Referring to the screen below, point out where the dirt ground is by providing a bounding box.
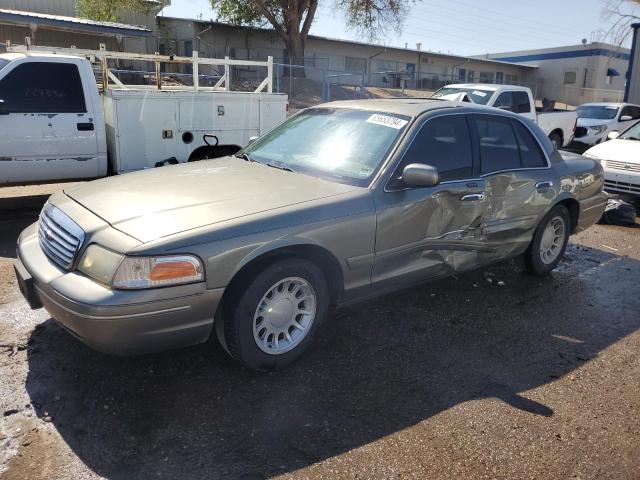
[1,183,639,479]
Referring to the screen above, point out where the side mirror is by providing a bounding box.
[401,163,439,188]
[0,99,9,115]
[607,131,620,140]
[620,115,633,121]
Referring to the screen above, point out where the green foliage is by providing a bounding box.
[76,0,152,22]
[210,0,278,26]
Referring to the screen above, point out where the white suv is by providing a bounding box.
[573,103,640,146]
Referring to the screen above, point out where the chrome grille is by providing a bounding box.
[38,204,85,270]
[604,179,640,194]
[605,160,640,173]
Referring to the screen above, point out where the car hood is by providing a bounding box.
[577,118,614,127]
[65,157,359,242]
[584,139,640,162]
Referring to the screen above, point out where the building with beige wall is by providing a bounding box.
[156,16,535,91]
[0,0,168,52]
[478,43,631,105]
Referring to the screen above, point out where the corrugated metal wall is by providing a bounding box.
[0,0,167,27]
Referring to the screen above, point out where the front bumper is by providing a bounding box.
[603,168,640,196]
[16,223,223,355]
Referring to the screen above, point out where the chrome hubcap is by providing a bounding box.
[540,216,566,265]
[253,277,317,355]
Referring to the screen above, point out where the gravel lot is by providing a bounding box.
[0,183,639,479]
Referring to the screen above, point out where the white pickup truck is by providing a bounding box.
[0,46,288,185]
[432,84,577,148]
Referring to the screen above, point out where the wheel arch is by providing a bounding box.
[220,241,345,310]
[548,128,564,146]
[550,196,580,234]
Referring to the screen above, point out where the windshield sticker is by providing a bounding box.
[366,114,408,129]
[472,90,487,97]
[358,166,374,177]
[606,106,618,110]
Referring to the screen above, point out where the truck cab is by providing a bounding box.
[0,52,107,184]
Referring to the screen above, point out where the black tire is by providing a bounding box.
[220,258,329,371]
[549,132,562,150]
[524,205,570,275]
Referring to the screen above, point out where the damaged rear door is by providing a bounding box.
[0,59,99,184]
[372,112,489,287]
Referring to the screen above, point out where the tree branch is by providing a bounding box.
[301,0,318,38]
[253,0,287,41]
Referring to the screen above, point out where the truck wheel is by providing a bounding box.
[549,132,562,150]
[221,258,329,371]
[524,205,570,275]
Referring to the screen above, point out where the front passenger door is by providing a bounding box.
[372,114,488,287]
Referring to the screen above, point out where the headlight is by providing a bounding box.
[112,255,204,289]
[78,245,124,285]
[588,125,607,134]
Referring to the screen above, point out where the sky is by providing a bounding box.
[160,0,632,56]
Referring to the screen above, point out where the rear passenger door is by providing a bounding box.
[471,114,552,257]
[373,113,488,286]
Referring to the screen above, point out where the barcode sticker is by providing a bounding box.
[366,114,408,129]
[472,90,487,97]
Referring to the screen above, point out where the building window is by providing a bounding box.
[458,68,467,82]
[479,71,494,83]
[467,70,475,82]
[345,56,366,73]
[506,74,519,83]
[563,71,577,85]
[495,72,504,84]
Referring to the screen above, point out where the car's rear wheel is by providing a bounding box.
[524,205,570,275]
[220,258,329,371]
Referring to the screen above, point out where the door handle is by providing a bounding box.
[77,122,94,131]
[535,181,553,189]
[460,193,485,201]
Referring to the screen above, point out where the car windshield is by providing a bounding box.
[619,120,640,140]
[576,105,619,120]
[431,87,494,105]
[241,108,410,186]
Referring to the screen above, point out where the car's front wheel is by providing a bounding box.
[524,205,570,275]
[220,258,329,371]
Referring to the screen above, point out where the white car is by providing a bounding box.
[583,120,640,196]
[573,103,640,146]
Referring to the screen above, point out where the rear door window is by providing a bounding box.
[473,115,520,174]
[397,114,473,183]
[0,62,86,113]
[512,120,547,168]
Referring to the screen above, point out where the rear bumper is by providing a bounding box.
[16,223,223,355]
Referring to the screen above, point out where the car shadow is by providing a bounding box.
[0,194,49,259]
[24,247,640,479]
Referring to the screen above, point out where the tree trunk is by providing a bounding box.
[284,32,306,77]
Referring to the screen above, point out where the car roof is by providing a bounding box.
[0,52,82,61]
[317,98,514,118]
[578,102,625,107]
